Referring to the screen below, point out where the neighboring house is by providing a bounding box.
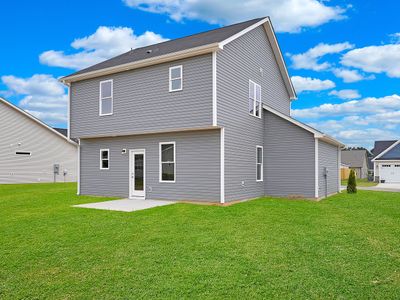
[372,140,400,183]
[61,17,344,203]
[0,97,78,183]
[341,149,369,179]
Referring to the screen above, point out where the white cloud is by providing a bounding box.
[291,76,335,93]
[329,89,361,100]
[40,26,168,70]
[123,0,346,33]
[389,32,400,44]
[288,42,354,71]
[1,74,67,125]
[341,44,400,78]
[332,68,375,83]
[292,94,400,119]
[294,95,400,148]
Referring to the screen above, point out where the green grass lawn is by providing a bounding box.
[341,178,378,187]
[1,183,400,299]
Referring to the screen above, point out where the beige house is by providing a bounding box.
[0,97,77,183]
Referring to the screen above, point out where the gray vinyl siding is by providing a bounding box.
[70,54,213,139]
[318,141,339,197]
[80,129,220,201]
[0,101,77,183]
[264,111,315,198]
[217,25,291,201]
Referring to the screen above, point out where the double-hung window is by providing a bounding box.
[249,80,262,118]
[100,149,110,170]
[169,66,183,92]
[160,142,176,182]
[256,146,263,181]
[99,80,113,116]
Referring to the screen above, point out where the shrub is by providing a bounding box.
[347,169,357,194]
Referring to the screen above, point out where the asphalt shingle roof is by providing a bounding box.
[68,17,265,78]
[372,140,397,157]
[341,149,368,168]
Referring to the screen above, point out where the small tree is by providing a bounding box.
[347,169,357,194]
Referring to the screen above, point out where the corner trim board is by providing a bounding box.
[315,138,319,198]
[212,51,217,126]
[77,139,80,195]
[220,127,225,204]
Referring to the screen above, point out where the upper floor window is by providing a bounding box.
[249,80,261,118]
[169,66,183,92]
[99,80,113,116]
[100,149,110,170]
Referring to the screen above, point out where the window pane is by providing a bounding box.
[102,160,109,169]
[162,163,175,181]
[161,144,174,162]
[255,101,260,117]
[256,85,261,101]
[249,99,254,115]
[257,148,262,163]
[101,150,108,159]
[101,98,112,114]
[101,81,112,98]
[171,78,182,90]
[257,164,262,180]
[170,67,181,79]
[249,82,255,99]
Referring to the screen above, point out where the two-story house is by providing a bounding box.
[61,17,344,203]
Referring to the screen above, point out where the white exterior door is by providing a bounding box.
[380,163,400,183]
[129,149,145,198]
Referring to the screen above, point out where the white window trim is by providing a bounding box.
[256,145,263,182]
[249,80,262,118]
[100,149,110,170]
[169,65,183,92]
[99,79,113,116]
[159,141,176,183]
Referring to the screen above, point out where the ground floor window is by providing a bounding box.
[100,149,109,170]
[256,145,263,181]
[160,142,175,182]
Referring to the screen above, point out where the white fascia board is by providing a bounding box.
[61,43,220,84]
[219,17,296,101]
[318,135,346,148]
[0,97,77,146]
[263,104,321,136]
[372,140,400,161]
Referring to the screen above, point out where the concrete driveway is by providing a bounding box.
[358,183,400,192]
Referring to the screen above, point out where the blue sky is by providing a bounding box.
[1,0,399,149]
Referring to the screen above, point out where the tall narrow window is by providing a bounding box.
[169,66,182,92]
[256,146,263,181]
[100,149,109,170]
[160,142,176,182]
[99,80,113,116]
[249,80,261,118]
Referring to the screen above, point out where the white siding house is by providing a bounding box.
[0,97,78,183]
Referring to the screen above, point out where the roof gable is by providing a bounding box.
[61,17,296,100]
[0,97,76,145]
[373,140,398,157]
[373,140,400,161]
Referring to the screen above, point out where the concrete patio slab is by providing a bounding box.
[73,199,176,212]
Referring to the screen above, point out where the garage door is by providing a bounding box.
[380,164,400,183]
